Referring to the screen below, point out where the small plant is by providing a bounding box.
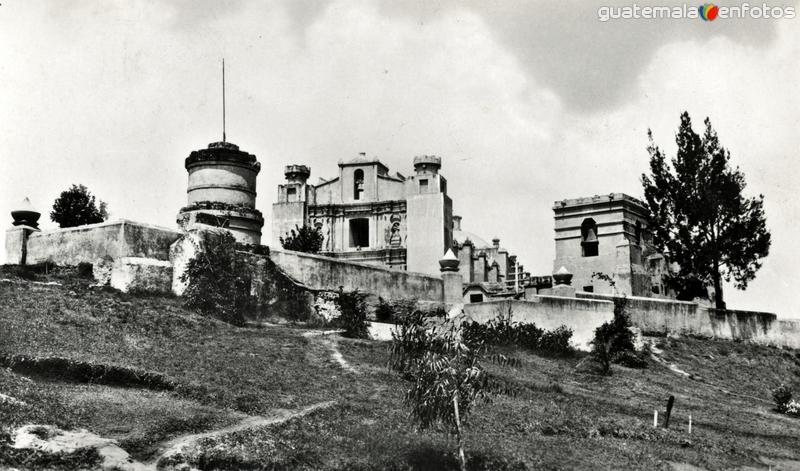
[773,384,793,413]
[335,289,369,339]
[390,313,489,471]
[280,224,324,254]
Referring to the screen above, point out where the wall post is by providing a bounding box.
[439,249,463,304]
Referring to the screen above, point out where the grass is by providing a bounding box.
[1,266,800,469]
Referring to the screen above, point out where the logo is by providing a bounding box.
[698,3,720,20]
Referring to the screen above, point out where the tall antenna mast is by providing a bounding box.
[222,58,226,142]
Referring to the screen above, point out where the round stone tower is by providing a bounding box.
[177,141,264,244]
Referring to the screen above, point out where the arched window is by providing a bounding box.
[354,169,364,200]
[581,218,599,257]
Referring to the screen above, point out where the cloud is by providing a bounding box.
[0,0,797,317]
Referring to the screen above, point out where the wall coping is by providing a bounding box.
[28,219,181,237]
[575,291,699,306]
[535,295,614,305]
[270,247,443,281]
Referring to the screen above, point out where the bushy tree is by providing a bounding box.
[280,225,324,253]
[591,297,638,375]
[335,289,369,339]
[642,112,771,308]
[50,184,108,228]
[180,231,254,326]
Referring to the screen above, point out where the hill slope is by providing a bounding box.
[1,267,799,470]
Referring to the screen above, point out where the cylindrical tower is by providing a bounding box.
[177,141,264,244]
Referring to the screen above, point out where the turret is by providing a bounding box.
[177,141,264,244]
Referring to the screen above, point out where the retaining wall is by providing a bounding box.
[575,291,799,348]
[269,248,446,303]
[463,297,615,350]
[22,220,181,266]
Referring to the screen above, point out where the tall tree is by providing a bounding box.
[50,184,108,228]
[641,112,770,309]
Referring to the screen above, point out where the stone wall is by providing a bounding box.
[575,291,799,348]
[21,220,181,266]
[269,248,446,303]
[463,297,615,350]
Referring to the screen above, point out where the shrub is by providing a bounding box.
[773,384,793,413]
[461,318,568,357]
[76,262,93,279]
[591,296,640,374]
[181,231,254,326]
[538,326,574,357]
[336,289,369,339]
[280,224,324,254]
[375,297,418,323]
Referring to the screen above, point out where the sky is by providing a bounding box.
[0,0,798,315]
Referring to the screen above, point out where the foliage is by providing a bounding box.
[281,224,324,254]
[375,297,418,323]
[390,312,489,471]
[591,296,643,375]
[641,112,771,309]
[180,231,254,326]
[50,184,108,228]
[335,289,369,339]
[460,305,572,357]
[773,384,792,413]
[538,326,575,357]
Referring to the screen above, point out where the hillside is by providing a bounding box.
[1,266,800,470]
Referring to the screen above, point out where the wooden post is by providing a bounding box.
[688,415,692,434]
[453,392,466,471]
[653,410,658,428]
[664,395,675,428]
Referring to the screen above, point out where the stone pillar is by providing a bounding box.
[551,266,576,298]
[5,226,36,265]
[6,198,41,265]
[439,249,463,304]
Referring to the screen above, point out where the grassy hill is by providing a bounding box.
[1,266,800,470]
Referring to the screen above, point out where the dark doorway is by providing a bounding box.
[349,218,369,248]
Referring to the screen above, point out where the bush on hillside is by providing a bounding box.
[591,296,644,375]
[181,231,254,326]
[461,306,572,357]
[773,384,793,413]
[336,289,369,339]
[375,297,418,323]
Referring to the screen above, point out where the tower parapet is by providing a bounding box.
[177,141,264,244]
[284,165,310,184]
[413,155,441,175]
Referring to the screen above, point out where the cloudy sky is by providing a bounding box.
[1,0,797,314]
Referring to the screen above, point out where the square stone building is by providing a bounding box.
[552,193,670,297]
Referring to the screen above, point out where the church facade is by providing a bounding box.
[272,154,453,276]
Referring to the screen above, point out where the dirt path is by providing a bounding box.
[302,330,358,374]
[150,400,336,467]
[10,401,336,471]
